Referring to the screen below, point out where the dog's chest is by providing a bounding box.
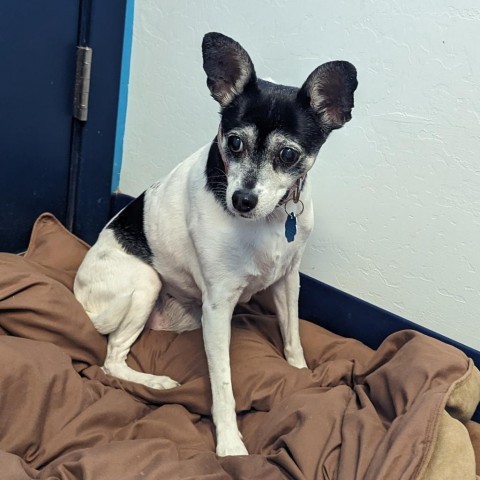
[144,148,312,303]
[224,222,302,301]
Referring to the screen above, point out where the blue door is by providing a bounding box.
[0,0,128,252]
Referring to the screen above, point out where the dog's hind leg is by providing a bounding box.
[75,234,179,389]
[87,294,133,335]
[101,268,180,390]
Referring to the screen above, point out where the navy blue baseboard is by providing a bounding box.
[299,273,480,422]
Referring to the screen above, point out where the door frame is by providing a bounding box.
[69,0,133,245]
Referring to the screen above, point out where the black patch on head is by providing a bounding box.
[205,141,230,212]
[221,79,330,172]
[204,80,332,209]
[201,33,357,209]
[107,192,153,264]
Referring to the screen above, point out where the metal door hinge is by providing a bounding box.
[73,46,92,121]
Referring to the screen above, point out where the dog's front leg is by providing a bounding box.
[271,265,308,369]
[202,294,248,456]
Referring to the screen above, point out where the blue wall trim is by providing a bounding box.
[112,0,134,192]
[72,0,128,245]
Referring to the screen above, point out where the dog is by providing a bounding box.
[74,32,357,456]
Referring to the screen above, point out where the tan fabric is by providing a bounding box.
[420,411,476,480]
[467,421,480,476]
[26,212,90,287]
[0,213,478,479]
[448,365,480,423]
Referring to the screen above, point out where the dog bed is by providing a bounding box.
[0,213,479,480]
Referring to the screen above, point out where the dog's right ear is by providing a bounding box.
[202,32,257,108]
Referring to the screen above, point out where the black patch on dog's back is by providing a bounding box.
[107,192,153,264]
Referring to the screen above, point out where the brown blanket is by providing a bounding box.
[0,213,479,480]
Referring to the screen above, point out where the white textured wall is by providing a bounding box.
[121,0,480,349]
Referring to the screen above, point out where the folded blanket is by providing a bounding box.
[0,213,479,479]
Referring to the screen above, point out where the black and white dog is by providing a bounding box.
[74,32,357,456]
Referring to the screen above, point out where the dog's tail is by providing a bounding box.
[87,294,133,335]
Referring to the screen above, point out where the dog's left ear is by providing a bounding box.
[202,32,257,108]
[298,61,358,130]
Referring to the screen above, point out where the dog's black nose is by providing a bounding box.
[232,190,258,213]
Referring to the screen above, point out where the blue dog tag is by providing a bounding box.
[285,213,297,242]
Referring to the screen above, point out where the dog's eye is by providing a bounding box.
[227,135,243,153]
[279,147,299,164]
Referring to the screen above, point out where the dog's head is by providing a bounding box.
[202,32,358,219]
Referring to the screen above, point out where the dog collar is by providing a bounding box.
[280,174,306,206]
[282,176,306,243]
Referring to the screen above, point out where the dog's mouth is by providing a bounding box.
[227,207,257,220]
[227,202,282,221]
[238,212,257,220]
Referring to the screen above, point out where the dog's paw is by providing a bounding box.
[102,363,180,390]
[216,435,249,457]
[142,374,180,390]
[286,351,308,369]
